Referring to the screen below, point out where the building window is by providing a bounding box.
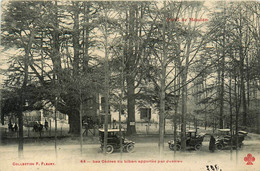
[140,108,151,120]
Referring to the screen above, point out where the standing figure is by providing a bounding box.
[39,123,43,132]
[14,123,18,132]
[209,135,216,152]
[8,121,13,132]
[33,122,39,132]
[44,119,49,131]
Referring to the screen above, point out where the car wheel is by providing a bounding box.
[195,144,202,151]
[216,143,223,150]
[169,144,174,150]
[123,146,127,152]
[172,144,181,151]
[106,145,114,154]
[126,144,135,153]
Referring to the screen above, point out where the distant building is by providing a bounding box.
[23,108,68,126]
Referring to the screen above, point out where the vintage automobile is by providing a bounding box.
[168,130,205,151]
[99,128,135,154]
[215,129,248,150]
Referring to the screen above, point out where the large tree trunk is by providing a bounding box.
[126,4,136,135]
[173,62,181,157]
[83,2,90,72]
[72,1,80,75]
[180,69,187,151]
[241,65,247,126]
[238,9,247,127]
[180,39,191,151]
[69,112,80,135]
[229,70,233,159]
[219,40,225,129]
[0,90,4,125]
[159,1,167,155]
[18,109,24,157]
[18,28,35,158]
[255,4,260,134]
[52,1,61,81]
[126,79,136,135]
[234,74,241,163]
[219,62,225,129]
[219,3,227,129]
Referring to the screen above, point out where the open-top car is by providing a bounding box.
[168,130,205,151]
[215,129,248,150]
[99,128,135,154]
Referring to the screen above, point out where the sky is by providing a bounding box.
[0,0,210,85]
[0,0,259,86]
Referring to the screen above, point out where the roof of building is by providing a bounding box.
[218,129,230,132]
[98,128,126,132]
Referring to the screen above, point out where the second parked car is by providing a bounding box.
[168,130,205,151]
[99,128,135,154]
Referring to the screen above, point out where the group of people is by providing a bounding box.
[8,122,18,132]
[33,120,49,132]
[33,122,44,132]
[8,119,49,133]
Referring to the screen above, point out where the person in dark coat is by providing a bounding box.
[33,122,38,132]
[209,135,216,152]
[8,121,13,132]
[14,123,18,132]
[39,122,43,132]
[44,120,48,131]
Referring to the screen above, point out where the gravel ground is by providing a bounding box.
[1,132,260,171]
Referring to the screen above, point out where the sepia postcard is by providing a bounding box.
[0,0,259,170]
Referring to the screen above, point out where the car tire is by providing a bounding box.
[195,144,202,151]
[172,144,181,151]
[216,143,223,150]
[123,146,127,152]
[126,144,135,153]
[169,144,174,150]
[106,145,114,154]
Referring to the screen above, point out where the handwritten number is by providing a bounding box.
[206,165,221,171]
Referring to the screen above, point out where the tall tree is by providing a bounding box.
[1,1,42,157]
